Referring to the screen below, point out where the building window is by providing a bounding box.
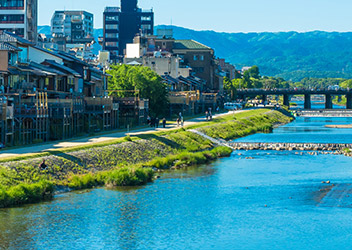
[141,24,151,30]
[141,16,151,21]
[193,55,198,61]
[105,24,118,30]
[105,15,119,21]
[105,42,118,47]
[200,55,204,61]
[0,14,24,23]
[106,33,119,38]
[0,0,24,9]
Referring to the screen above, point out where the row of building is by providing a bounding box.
[0,0,238,147]
[0,31,151,147]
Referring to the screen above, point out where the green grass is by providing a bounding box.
[198,110,293,140]
[0,109,292,208]
[0,180,54,208]
[66,167,154,190]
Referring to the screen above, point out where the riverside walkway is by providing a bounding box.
[228,142,352,151]
[0,111,240,159]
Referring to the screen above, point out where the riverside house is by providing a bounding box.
[0,30,119,147]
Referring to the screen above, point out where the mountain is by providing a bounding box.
[156,25,352,81]
[38,25,352,81]
[38,25,51,35]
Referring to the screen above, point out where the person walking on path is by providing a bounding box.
[155,117,159,128]
[147,116,151,126]
[162,118,166,128]
[176,117,180,127]
[205,111,209,121]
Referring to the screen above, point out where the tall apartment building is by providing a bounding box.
[51,11,94,42]
[0,0,37,42]
[103,0,153,61]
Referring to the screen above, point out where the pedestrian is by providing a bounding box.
[162,118,166,128]
[205,111,209,121]
[155,117,159,128]
[147,116,151,126]
[176,117,180,127]
[39,159,47,171]
[181,116,184,127]
[216,106,220,113]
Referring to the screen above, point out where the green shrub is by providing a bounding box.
[1,181,54,207]
[0,186,9,208]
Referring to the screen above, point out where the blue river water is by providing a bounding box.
[235,116,352,144]
[2,116,352,249]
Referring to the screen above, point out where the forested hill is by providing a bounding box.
[156,25,352,81]
[38,25,352,81]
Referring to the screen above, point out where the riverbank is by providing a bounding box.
[0,109,291,208]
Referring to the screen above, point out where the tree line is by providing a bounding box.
[224,66,352,99]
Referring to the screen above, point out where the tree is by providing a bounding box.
[340,79,352,89]
[107,64,169,116]
[248,66,260,79]
[243,71,253,88]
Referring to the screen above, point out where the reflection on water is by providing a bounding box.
[291,100,345,110]
[2,117,352,249]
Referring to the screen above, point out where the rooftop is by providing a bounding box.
[104,7,121,13]
[53,10,93,16]
[173,40,212,50]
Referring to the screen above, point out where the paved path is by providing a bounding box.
[0,111,240,159]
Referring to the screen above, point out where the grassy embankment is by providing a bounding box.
[196,109,293,140]
[0,109,291,208]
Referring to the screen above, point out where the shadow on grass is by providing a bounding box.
[134,134,186,151]
[47,151,83,166]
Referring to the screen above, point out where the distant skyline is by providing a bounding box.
[39,0,352,33]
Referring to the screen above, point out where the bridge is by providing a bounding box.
[235,89,352,109]
[228,142,352,151]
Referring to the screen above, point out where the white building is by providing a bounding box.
[0,0,37,42]
[51,10,93,42]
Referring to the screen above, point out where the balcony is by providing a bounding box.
[84,97,114,113]
[0,21,24,24]
[0,6,24,10]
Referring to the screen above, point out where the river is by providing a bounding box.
[2,117,352,249]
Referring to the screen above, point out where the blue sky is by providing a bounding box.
[39,0,352,32]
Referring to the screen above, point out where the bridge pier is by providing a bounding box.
[304,94,311,109]
[346,94,352,109]
[325,94,333,109]
[283,94,290,107]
